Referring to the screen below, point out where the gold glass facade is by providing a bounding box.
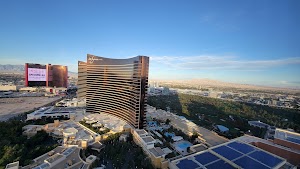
[84,54,149,129]
[48,65,68,88]
[77,61,86,99]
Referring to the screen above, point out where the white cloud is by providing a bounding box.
[279,80,288,84]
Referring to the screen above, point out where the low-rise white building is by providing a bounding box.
[132,129,169,169]
[56,98,86,107]
[26,106,77,120]
[63,127,78,138]
[248,120,269,128]
[133,129,156,149]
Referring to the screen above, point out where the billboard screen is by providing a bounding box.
[28,68,47,81]
[25,63,67,87]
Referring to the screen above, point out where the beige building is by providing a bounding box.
[133,129,156,149]
[0,85,20,91]
[148,147,169,169]
[22,120,103,149]
[22,125,45,137]
[132,129,169,169]
[19,87,38,92]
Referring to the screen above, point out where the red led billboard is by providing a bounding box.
[25,63,68,88]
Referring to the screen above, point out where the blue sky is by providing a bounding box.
[0,0,299,88]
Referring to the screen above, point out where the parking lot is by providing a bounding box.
[0,96,61,121]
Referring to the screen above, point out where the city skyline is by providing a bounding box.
[0,0,300,88]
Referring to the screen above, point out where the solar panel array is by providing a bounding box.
[286,137,300,144]
[174,141,285,169]
[275,129,300,145]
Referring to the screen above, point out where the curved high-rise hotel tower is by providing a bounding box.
[77,61,86,99]
[78,54,149,129]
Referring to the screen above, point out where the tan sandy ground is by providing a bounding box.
[0,97,61,121]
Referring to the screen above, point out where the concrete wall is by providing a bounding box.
[132,129,168,169]
[149,153,168,169]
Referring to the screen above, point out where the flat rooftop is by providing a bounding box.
[135,129,147,136]
[34,146,65,164]
[236,135,300,166]
[32,146,87,169]
[84,113,131,132]
[45,154,64,164]
[52,107,77,112]
[170,140,287,169]
[149,147,165,157]
[275,128,300,145]
[142,136,155,143]
[32,163,50,169]
[190,144,207,152]
[162,147,172,154]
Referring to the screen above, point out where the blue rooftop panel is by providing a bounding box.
[227,141,255,154]
[212,145,243,160]
[248,151,283,168]
[286,137,300,144]
[194,152,219,165]
[205,159,235,169]
[234,156,269,169]
[164,132,175,138]
[176,159,199,169]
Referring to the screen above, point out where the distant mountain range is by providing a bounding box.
[0,64,78,78]
[1,65,298,92]
[151,78,300,93]
[0,64,24,72]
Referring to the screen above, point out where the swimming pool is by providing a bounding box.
[164,132,175,138]
[177,142,193,149]
[173,141,193,155]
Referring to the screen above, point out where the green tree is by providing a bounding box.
[166,119,171,125]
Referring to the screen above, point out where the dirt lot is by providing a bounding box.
[0,97,61,121]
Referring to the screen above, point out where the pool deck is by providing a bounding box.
[173,140,193,155]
